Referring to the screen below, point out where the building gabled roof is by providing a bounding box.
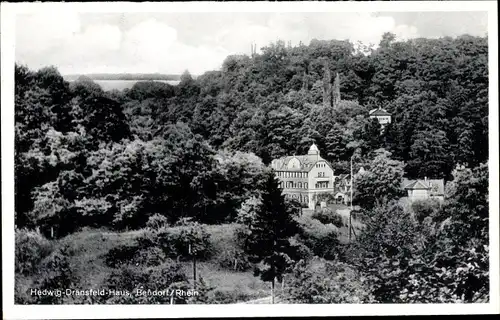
[426,179,445,196]
[272,154,330,172]
[338,174,350,180]
[404,180,429,190]
[369,108,391,117]
[401,178,445,196]
[271,144,332,172]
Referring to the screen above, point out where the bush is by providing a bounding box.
[311,208,344,228]
[215,249,252,271]
[133,246,167,267]
[298,216,341,260]
[104,244,139,268]
[284,258,374,303]
[15,229,54,275]
[34,245,76,304]
[206,288,250,304]
[155,223,213,261]
[146,213,169,230]
[286,237,314,262]
[100,259,188,304]
[101,264,150,304]
[411,199,440,223]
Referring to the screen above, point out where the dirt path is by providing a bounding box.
[238,295,284,304]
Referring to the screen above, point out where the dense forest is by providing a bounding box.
[63,73,182,81]
[14,33,489,304]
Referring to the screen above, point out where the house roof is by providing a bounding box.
[401,178,445,196]
[271,143,332,172]
[369,108,391,117]
[271,154,327,172]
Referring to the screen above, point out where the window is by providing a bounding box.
[298,182,302,188]
[304,182,308,189]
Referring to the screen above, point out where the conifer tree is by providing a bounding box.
[244,170,300,303]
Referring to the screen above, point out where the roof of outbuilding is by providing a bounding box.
[369,108,391,116]
[401,178,445,195]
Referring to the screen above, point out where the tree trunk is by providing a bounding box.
[271,278,275,304]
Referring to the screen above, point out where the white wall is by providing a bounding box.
[408,189,430,200]
[307,160,335,209]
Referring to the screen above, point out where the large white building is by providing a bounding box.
[271,143,335,209]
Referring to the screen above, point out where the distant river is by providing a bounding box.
[68,80,181,91]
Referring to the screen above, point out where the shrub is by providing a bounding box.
[284,258,374,303]
[286,237,314,262]
[411,199,440,223]
[187,277,216,304]
[298,216,341,260]
[15,229,54,275]
[147,260,188,290]
[215,248,252,271]
[133,246,166,267]
[100,259,188,304]
[155,223,213,261]
[146,213,169,230]
[101,264,150,303]
[236,197,260,225]
[34,245,76,304]
[104,244,139,268]
[206,288,250,304]
[311,208,344,228]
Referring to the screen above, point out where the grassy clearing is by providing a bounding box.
[17,211,363,304]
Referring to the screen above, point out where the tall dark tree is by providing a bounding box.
[244,170,301,303]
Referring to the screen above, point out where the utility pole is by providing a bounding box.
[189,243,197,288]
[349,155,353,242]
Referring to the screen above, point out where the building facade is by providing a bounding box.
[401,178,445,202]
[369,107,392,127]
[271,144,335,209]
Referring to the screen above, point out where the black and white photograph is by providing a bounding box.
[1,1,499,318]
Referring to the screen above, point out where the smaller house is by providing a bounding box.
[401,177,445,202]
[334,174,351,204]
[369,107,392,127]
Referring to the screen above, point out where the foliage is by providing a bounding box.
[297,215,341,260]
[14,33,489,304]
[15,229,54,275]
[236,196,261,226]
[146,213,170,230]
[243,171,302,298]
[352,163,489,303]
[311,208,344,228]
[411,199,441,223]
[284,258,374,303]
[353,201,423,302]
[402,163,489,302]
[353,149,405,210]
[33,244,77,304]
[154,222,213,261]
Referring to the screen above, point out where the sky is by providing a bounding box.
[15,11,488,76]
